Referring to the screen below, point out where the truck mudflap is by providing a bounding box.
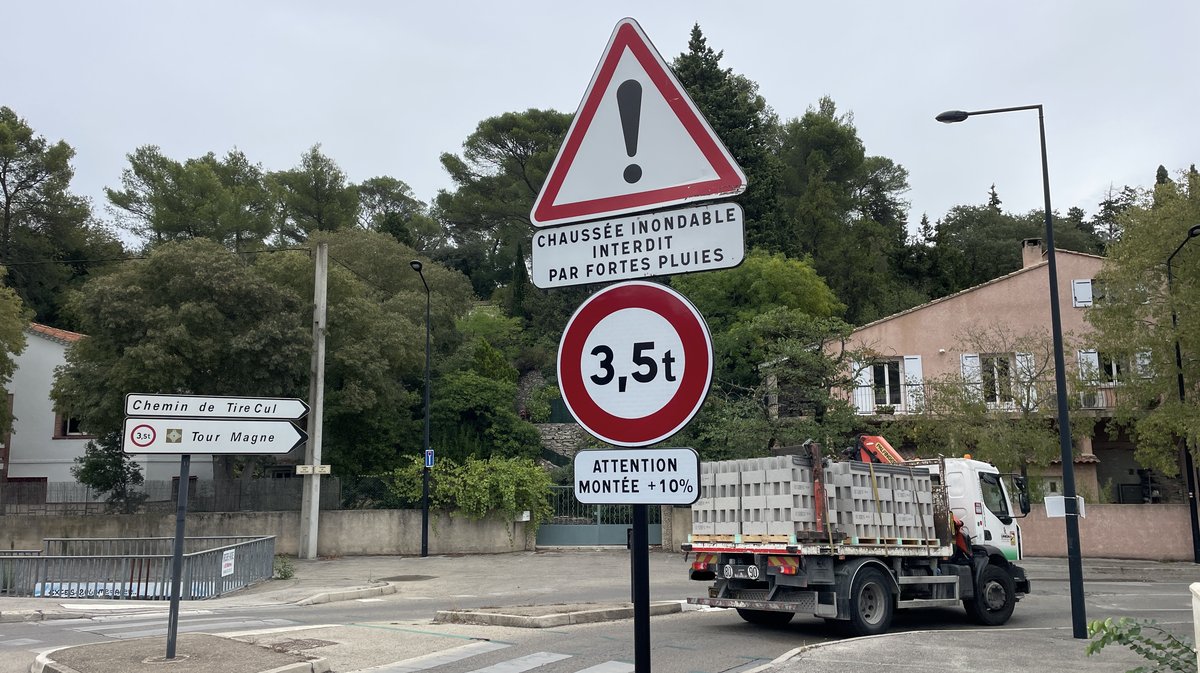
[687,594,838,619]
[1010,563,1031,596]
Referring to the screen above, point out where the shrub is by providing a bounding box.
[383,456,553,534]
[1086,617,1196,672]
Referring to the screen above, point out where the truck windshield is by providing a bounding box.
[979,472,1010,518]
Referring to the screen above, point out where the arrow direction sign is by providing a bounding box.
[122,417,307,455]
[124,394,308,420]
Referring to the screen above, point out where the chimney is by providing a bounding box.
[1021,238,1044,268]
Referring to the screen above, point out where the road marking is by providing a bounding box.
[351,640,510,673]
[357,598,387,602]
[221,623,341,637]
[0,638,41,647]
[468,651,572,673]
[575,662,634,673]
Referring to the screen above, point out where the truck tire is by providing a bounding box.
[964,564,1016,626]
[847,566,893,636]
[735,608,794,626]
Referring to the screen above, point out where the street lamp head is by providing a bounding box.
[409,260,423,273]
[935,110,971,124]
[1189,224,1200,239]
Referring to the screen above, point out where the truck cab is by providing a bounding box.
[928,457,1029,562]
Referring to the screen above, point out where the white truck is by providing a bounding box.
[683,438,1031,636]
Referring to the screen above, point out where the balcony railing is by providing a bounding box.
[848,380,1129,416]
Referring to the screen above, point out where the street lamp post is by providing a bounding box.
[1166,223,1200,564]
[410,260,432,558]
[937,104,1087,638]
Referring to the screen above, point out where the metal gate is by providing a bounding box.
[536,486,662,546]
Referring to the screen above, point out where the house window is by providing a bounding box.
[872,361,902,406]
[53,412,89,439]
[980,354,1014,405]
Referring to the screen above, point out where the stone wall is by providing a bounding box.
[1,510,534,556]
[538,423,588,460]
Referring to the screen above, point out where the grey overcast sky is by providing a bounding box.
[7,1,1198,239]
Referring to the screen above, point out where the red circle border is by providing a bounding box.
[558,281,712,446]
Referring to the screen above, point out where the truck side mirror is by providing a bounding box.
[1014,476,1031,515]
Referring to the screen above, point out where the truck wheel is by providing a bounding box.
[735,608,794,626]
[847,567,893,636]
[964,564,1016,626]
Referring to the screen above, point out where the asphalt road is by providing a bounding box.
[1,557,1193,673]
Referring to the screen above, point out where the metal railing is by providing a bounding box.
[547,485,661,525]
[0,535,274,600]
[2,477,342,514]
[848,380,1130,416]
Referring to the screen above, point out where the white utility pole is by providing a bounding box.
[299,243,328,559]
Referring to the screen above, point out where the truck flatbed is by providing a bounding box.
[684,537,953,558]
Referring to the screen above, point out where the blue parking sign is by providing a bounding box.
[424,449,434,468]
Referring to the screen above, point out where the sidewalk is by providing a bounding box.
[6,552,1194,673]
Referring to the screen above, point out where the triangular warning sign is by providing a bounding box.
[530,18,747,228]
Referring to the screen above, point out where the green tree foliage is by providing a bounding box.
[0,107,124,324]
[70,433,147,513]
[0,273,30,433]
[107,147,275,249]
[269,145,359,243]
[671,24,783,251]
[672,250,844,385]
[357,175,443,252]
[435,109,571,297]
[1087,167,1200,475]
[255,229,475,475]
[51,239,311,475]
[431,370,542,461]
[925,197,1104,296]
[774,97,919,323]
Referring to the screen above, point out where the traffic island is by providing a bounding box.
[434,601,681,628]
[33,633,328,673]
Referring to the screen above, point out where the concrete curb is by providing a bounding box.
[1,609,99,624]
[434,601,682,628]
[32,642,331,673]
[294,582,397,606]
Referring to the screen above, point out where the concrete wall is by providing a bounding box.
[0,510,534,556]
[1019,503,1193,561]
[665,503,1193,561]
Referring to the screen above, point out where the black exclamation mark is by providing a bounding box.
[617,79,642,183]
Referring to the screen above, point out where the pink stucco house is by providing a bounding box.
[835,239,1170,505]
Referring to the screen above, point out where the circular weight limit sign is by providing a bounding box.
[558,281,712,446]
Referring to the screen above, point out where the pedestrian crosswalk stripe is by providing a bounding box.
[1,638,41,647]
[357,640,511,673]
[574,662,634,673]
[468,651,572,673]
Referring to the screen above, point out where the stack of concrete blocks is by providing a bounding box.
[690,456,936,542]
[892,469,936,542]
[691,461,742,536]
[827,462,936,542]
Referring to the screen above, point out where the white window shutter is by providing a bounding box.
[1015,352,1037,409]
[1072,280,1093,307]
[1077,350,1100,381]
[903,355,924,412]
[852,361,873,414]
[960,353,982,400]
